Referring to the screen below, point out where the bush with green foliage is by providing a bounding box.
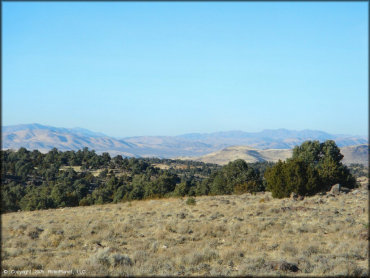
[186,197,196,205]
[265,140,357,198]
[348,163,368,178]
[197,159,263,196]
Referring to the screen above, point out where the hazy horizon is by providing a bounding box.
[2,122,368,139]
[3,2,368,137]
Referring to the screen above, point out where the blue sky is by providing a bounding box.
[3,2,368,137]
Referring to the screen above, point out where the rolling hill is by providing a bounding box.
[178,146,293,165]
[340,144,370,165]
[178,144,369,166]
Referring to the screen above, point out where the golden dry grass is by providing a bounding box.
[1,181,368,276]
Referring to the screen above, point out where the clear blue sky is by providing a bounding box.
[3,2,368,137]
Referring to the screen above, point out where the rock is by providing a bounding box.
[279,261,299,272]
[233,217,244,221]
[209,212,224,220]
[281,207,292,212]
[290,192,298,200]
[330,184,341,195]
[267,261,299,272]
[340,187,350,194]
[359,230,369,241]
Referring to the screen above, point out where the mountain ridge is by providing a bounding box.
[2,123,368,159]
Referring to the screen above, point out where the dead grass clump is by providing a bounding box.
[14,240,27,248]
[27,227,44,239]
[88,247,133,269]
[238,257,270,274]
[296,223,310,233]
[281,242,298,257]
[176,223,193,234]
[180,247,219,266]
[132,250,148,265]
[165,223,177,233]
[324,258,366,276]
[229,223,248,242]
[220,248,245,267]
[209,265,231,276]
[111,253,133,267]
[46,234,64,248]
[88,247,111,268]
[302,244,320,257]
[202,223,227,238]
[344,242,368,260]
[297,257,314,273]
[246,234,260,245]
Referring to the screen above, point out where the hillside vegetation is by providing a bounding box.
[2,182,368,276]
[1,140,362,213]
[1,140,368,276]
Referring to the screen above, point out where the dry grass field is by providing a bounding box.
[1,178,369,276]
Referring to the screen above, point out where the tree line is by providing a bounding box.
[1,140,358,213]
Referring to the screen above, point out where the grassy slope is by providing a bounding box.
[2,178,368,276]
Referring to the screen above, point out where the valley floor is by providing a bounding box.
[2,180,369,276]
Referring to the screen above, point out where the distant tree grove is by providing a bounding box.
[1,140,358,212]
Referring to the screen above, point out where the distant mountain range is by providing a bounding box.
[2,124,368,164]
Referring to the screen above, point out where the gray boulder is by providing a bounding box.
[340,186,350,194]
[330,184,341,195]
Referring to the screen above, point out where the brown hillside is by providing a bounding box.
[179,145,369,166]
[340,144,369,165]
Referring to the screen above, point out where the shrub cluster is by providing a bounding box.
[196,159,263,195]
[264,140,356,198]
[1,148,265,212]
